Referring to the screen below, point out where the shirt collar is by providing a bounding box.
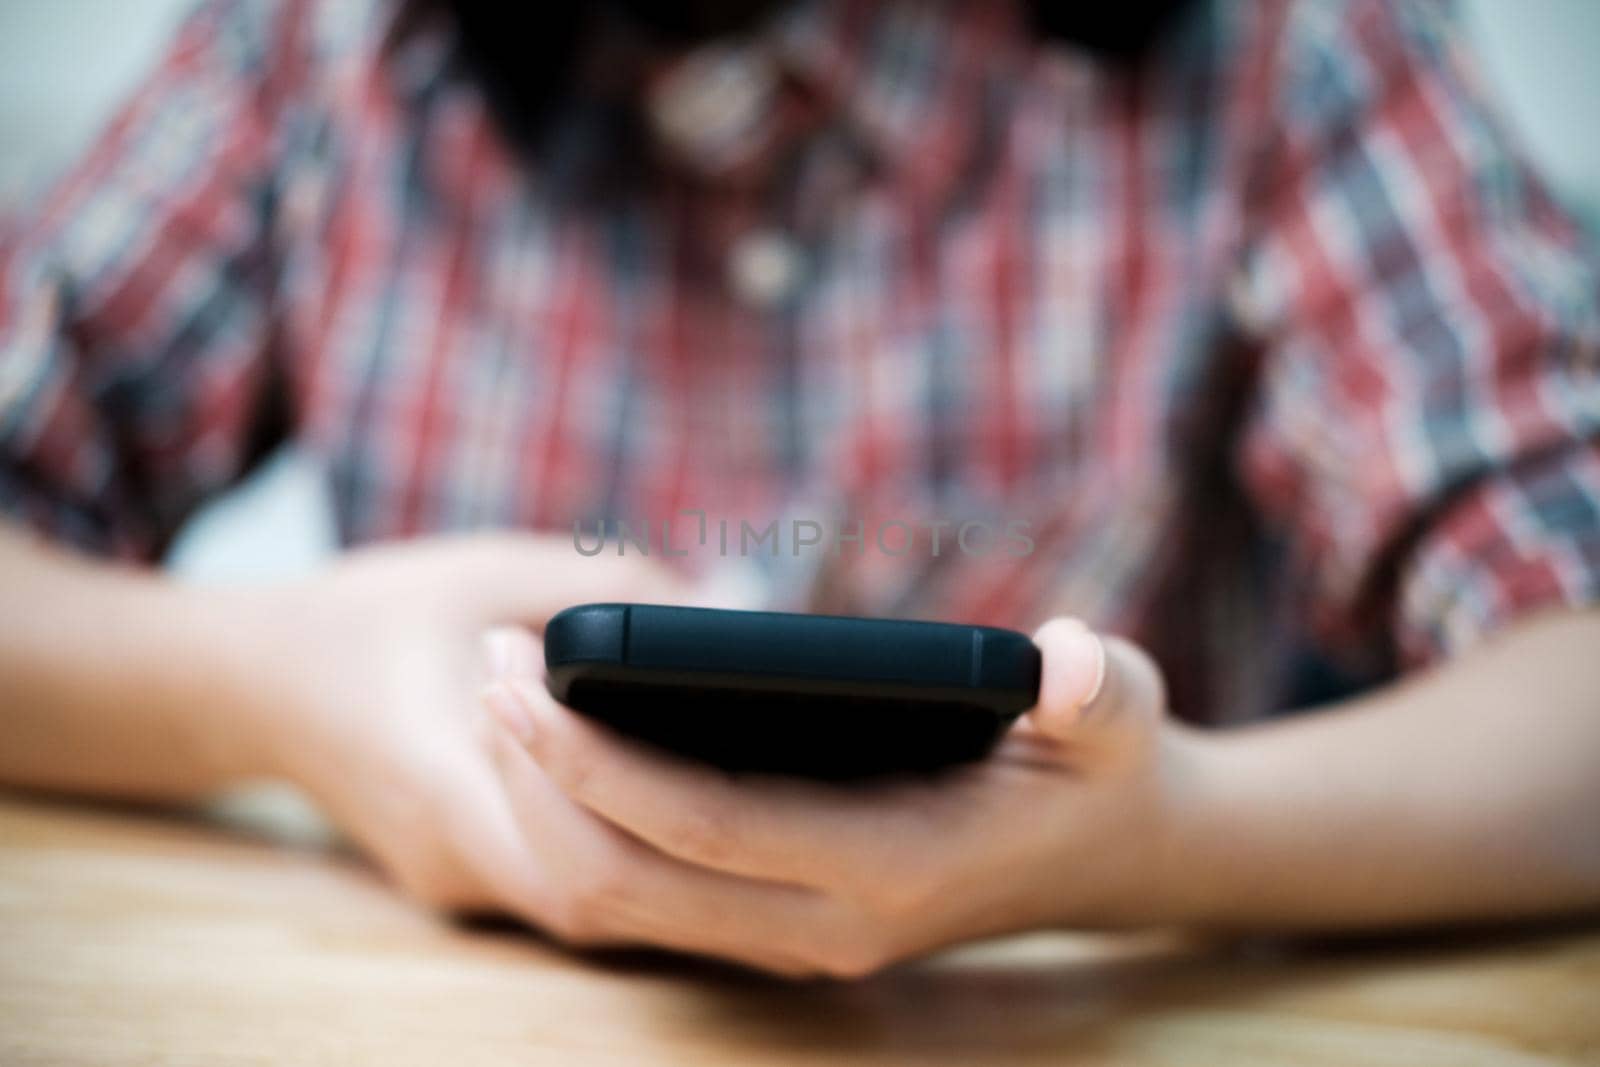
[648,0,1030,211]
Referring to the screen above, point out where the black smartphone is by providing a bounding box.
[543,603,1041,780]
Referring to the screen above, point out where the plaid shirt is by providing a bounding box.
[3,0,1598,720]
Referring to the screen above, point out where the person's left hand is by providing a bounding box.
[480,617,1203,978]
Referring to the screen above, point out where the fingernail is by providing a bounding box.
[482,680,537,745]
[482,628,519,679]
[1059,621,1107,711]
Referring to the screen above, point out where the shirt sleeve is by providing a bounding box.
[1232,0,1600,670]
[0,0,316,560]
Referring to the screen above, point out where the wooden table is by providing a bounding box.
[3,792,1598,1066]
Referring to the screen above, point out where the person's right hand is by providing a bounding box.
[234,533,691,920]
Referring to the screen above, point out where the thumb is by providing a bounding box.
[481,624,543,684]
[1027,617,1166,756]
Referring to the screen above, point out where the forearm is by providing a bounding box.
[1166,608,1600,928]
[0,524,280,800]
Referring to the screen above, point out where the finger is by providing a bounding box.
[460,533,696,624]
[483,721,841,976]
[484,677,904,890]
[423,736,549,914]
[1027,618,1165,755]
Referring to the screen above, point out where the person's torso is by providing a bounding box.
[273,0,1296,720]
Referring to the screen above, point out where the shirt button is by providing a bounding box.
[647,43,778,177]
[728,229,804,308]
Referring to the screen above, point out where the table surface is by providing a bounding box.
[3,792,1599,1067]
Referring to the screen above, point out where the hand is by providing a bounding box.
[237,533,691,918]
[482,618,1203,978]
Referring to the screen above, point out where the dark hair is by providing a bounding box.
[405,0,1194,195]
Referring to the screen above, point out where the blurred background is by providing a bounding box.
[2,0,1598,585]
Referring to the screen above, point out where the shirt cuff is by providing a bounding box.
[0,463,148,560]
[1398,441,1600,666]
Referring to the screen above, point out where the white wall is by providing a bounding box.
[1459,0,1600,229]
[0,0,193,207]
[1,0,1597,580]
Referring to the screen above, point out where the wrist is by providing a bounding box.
[175,581,311,786]
[1136,723,1237,927]
[1147,720,1315,930]
[1046,722,1228,929]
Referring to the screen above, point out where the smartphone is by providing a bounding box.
[543,603,1041,780]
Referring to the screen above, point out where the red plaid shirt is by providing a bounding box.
[3,0,1599,719]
